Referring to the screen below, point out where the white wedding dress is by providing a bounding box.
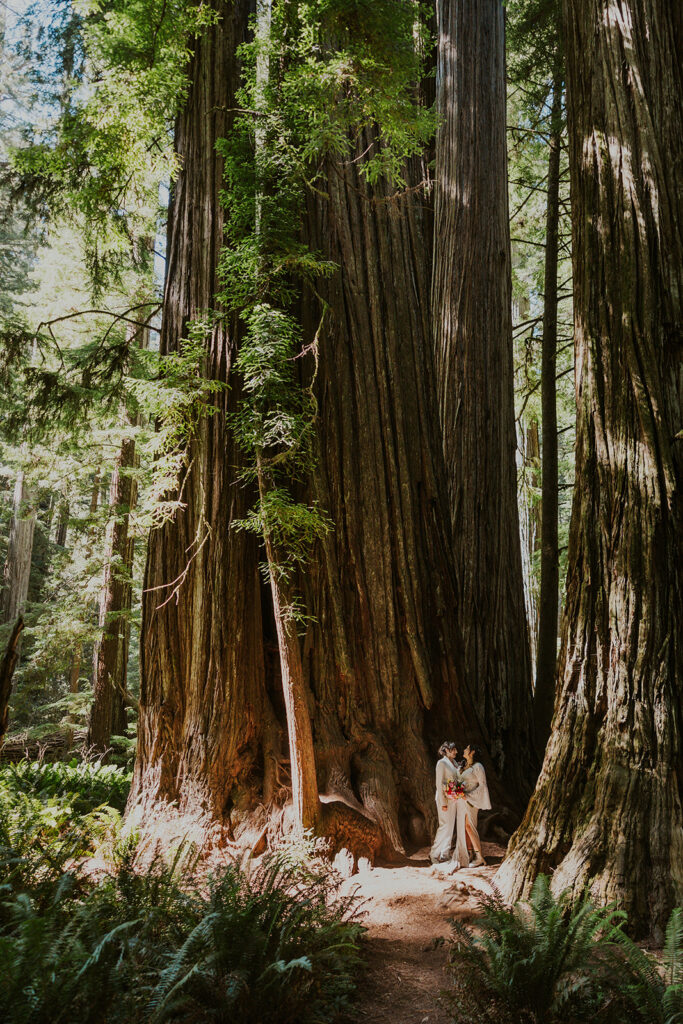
[430,756,459,863]
[451,762,491,869]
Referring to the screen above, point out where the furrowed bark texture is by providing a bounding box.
[432,0,536,800]
[2,472,36,625]
[0,616,24,746]
[128,0,266,831]
[87,436,136,751]
[497,0,683,939]
[301,146,490,852]
[534,69,563,749]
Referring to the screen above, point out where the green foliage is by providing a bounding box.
[0,774,363,1024]
[0,768,123,911]
[147,858,363,1023]
[3,758,132,813]
[219,0,434,591]
[612,908,683,1024]
[448,875,629,1023]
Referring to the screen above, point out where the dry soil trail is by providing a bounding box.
[340,842,504,1024]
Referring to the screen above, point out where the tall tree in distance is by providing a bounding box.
[533,60,563,749]
[87,436,136,751]
[497,0,682,939]
[507,0,567,749]
[2,469,36,626]
[431,0,536,802]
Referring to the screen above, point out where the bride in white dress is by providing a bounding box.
[451,744,491,869]
[430,741,460,863]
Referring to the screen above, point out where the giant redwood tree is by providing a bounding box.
[497,0,682,938]
[300,139,483,851]
[127,0,269,836]
[431,0,536,800]
[129,0,535,855]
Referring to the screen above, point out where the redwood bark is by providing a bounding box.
[87,436,136,750]
[127,0,267,832]
[0,616,24,746]
[431,0,536,798]
[2,471,36,625]
[299,137,496,852]
[497,0,682,939]
[534,67,563,749]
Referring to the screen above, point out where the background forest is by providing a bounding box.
[0,0,680,1021]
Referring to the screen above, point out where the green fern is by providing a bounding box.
[614,907,683,1024]
[448,874,629,1023]
[0,778,363,1024]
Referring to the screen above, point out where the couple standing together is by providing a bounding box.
[430,741,491,869]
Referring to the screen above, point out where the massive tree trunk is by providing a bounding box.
[497,0,682,939]
[431,0,536,800]
[299,136,497,853]
[127,0,267,841]
[2,471,36,625]
[534,66,563,749]
[87,436,136,751]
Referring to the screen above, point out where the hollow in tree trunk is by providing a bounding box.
[496,0,682,940]
[431,0,536,800]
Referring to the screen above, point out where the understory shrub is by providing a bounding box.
[0,776,363,1024]
[2,758,132,813]
[447,874,683,1024]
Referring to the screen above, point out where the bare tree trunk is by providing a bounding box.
[519,418,541,673]
[0,616,24,746]
[257,460,321,833]
[54,497,68,547]
[2,471,36,625]
[534,67,563,749]
[69,472,101,703]
[87,436,136,751]
[431,0,537,798]
[497,0,682,940]
[127,0,267,837]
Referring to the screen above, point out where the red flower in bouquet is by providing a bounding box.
[444,779,466,801]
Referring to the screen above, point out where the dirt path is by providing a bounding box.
[339,843,504,1024]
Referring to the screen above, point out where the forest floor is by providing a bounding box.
[339,841,505,1024]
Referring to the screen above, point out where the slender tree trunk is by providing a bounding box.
[69,472,101,702]
[0,616,24,747]
[127,0,267,836]
[431,0,536,798]
[2,471,36,625]
[534,67,563,749]
[519,418,541,672]
[497,0,682,939]
[87,436,136,750]
[257,459,321,833]
[55,497,68,547]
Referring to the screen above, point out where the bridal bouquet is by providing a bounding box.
[444,779,466,801]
